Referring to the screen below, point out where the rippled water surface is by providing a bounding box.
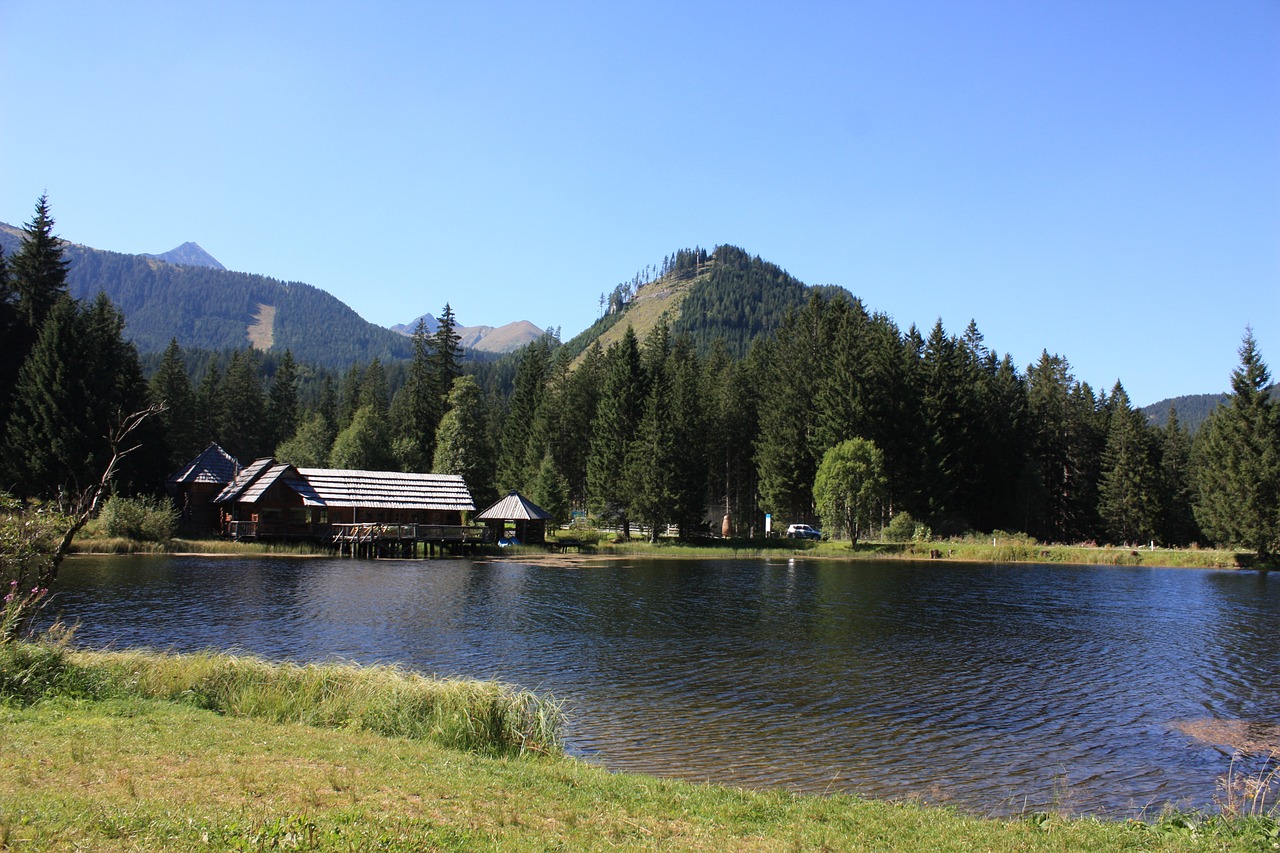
[53,555,1280,815]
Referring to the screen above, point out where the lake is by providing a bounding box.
[50,554,1280,816]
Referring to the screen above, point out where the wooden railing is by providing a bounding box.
[330,523,489,544]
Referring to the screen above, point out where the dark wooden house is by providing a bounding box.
[475,491,553,544]
[213,458,476,542]
[166,443,241,534]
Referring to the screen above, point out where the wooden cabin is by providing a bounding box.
[166,443,241,534]
[213,458,475,542]
[476,490,553,544]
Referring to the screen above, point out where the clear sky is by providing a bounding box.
[2,1,1276,407]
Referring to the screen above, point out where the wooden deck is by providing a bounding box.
[224,520,489,557]
[330,523,489,557]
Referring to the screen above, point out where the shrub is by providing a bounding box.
[884,512,930,543]
[99,495,178,542]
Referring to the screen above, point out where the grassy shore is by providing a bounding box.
[69,529,1251,570]
[1,644,1271,851]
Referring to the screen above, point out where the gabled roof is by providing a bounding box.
[299,467,475,512]
[476,491,552,521]
[167,443,240,485]
[213,458,474,512]
[213,457,275,503]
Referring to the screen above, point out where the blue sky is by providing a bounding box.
[2,1,1276,406]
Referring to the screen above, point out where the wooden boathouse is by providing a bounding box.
[212,458,484,556]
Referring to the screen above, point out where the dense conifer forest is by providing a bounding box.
[2,196,1278,557]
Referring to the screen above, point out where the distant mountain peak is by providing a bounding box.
[143,241,225,270]
[390,313,440,336]
[390,312,544,354]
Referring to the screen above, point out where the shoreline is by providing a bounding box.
[70,537,1252,570]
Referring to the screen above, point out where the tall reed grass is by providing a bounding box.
[1,642,562,756]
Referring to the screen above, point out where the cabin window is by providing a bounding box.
[288,507,307,525]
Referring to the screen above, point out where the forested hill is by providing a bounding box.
[565,244,848,361]
[0,222,413,369]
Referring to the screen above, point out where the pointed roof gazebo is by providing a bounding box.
[165,443,242,533]
[475,491,553,544]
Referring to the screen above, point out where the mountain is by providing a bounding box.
[455,320,544,354]
[0,223,413,369]
[141,241,225,270]
[564,244,841,362]
[390,313,439,336]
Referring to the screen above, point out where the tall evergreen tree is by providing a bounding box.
[1158,405,1199,546]
[1194,330,1280,558]
[429,303,463,403]
[9,193,70,335]
[755,294,831,522]
[626,354,678,541]
[4,293,150,496]
[390,320,439,472]
[149,338,200,470]
[588,327,643,535]
[1097,381,1160,543]
[266,350,300,453]
[216,349,268,463]
[497,336,552,492]
[432,375,496,508]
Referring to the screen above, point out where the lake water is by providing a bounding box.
[50,554,1280,816]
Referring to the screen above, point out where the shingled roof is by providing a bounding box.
[167,443,240,485]
[476,491,552,521]
[213,458,474,512]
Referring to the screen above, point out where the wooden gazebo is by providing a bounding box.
[166,443,241,534]
[475,491,553,544]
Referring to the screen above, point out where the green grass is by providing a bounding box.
[1,643,1274,850]
[0,643,561,757]
[570,535,1245,569]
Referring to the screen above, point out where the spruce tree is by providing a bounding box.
[1194,330,1280,558]
[390,320,438,472]
[266,350,300,452]
[588,327,643,536]
[10,193,70,335]
[497,336,551,492]
[432,375,496,507]
[217,349,268,463]
[1158,406,1199,546]
[149,338,200,470]
[1097,381,1160,543]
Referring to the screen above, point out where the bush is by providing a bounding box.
[99,495,178,542]
[884,512,930,543]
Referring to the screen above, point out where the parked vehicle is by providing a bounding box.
[786,523,823,540]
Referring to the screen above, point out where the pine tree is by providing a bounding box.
[4,294,150,496]
[588,327,643,535]
[1194,330,1280,558]
[149,339,200,471]
[390,320,438,472]
[1097,381,1160,543]
[217,349,268,463]
[755,294,830,522]
[626,359,678,542]
[432,376,496,508]
[1158,406,1199,546]
[10,193,70,335]
[497,336,552,492]
[266,350,300,452]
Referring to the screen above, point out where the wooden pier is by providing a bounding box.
[330,523,489,558]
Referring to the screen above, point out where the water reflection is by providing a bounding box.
[51,555,1280,816]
